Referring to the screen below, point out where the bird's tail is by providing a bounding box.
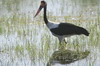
[80,27,89,36]
[77,27,89,36]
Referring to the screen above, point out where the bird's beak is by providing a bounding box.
[34,6,43,17]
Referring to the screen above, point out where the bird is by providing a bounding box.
[34,1,89,44]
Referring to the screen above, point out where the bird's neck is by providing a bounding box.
[44,6,48,24]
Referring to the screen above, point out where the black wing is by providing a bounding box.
[50,23,89,36]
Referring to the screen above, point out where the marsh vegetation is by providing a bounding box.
[0,0,100,66]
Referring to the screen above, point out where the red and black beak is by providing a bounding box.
[34,6,43,17]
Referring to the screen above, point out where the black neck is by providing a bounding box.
[44,6,48,24]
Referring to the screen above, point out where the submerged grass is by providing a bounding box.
[0,4,100,65]
[0,12,100,66]
[47,50,90,66]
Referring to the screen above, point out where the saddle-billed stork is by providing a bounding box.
[34,1,89,44]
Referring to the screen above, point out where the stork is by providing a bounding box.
[34,1,89,44]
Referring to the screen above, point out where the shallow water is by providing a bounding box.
[0,0,100,66]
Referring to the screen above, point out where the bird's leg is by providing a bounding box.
[59,41,67,50]
[58,41,62,50]
[58,37,66,50]
[58,39,64,50]
[59,41,61,45]
[76,43,80,52]
[64,39,67,44]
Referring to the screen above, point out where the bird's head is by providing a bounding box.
[34,1,47,17]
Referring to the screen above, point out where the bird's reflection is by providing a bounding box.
[47,50,90,66]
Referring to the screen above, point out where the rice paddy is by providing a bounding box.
[0,0,100,66]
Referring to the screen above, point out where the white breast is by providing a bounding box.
[47,21,59,29]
